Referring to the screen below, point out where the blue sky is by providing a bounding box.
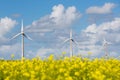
[0,0,120,59]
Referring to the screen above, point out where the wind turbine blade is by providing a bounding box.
[103,38,106,42]
[23,34,32,40]
[61,38,70,47]
[70,29,72,39]
[72,40,79,45]
[21,19,24,32]
[10,33,21,40]
[102,38,107,45]
[63,38,70,43]
[103,38,112,45]
[72,39,81,49]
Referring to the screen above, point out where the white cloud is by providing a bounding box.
[86,3,115,14]
[109,51,120,58]
[1,17,120,59]
[0,17,17,44]
[1,4,119,59]
[0,43,21,59]
[50,4,81,27]
[80,17,120,57]
[0,17,17,36]
[29,17,120,58]
[36,48,58,58]
[0,17,19,59]
[0,43,20,54]
[26,4,81,33]
[23,4,81,52]
[84,24,97,33]
[84,18,120,34]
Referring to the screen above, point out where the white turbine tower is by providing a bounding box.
[11,20,32,59]
[63,29,79,57]
[102,38,112,57]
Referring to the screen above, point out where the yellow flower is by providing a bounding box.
[48,55,54,60]
[74,71,79,76]
[0,55,120,80]
[64,72,69,76]
[5,77,10,80]
[23,72,30,77]
[65,76,73,80]
[59,68,65,73]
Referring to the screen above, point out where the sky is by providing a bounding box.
[0,0,120,59]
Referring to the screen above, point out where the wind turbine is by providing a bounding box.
[11,20,32,59]
[102,38,112,57]
[63,29,79,57]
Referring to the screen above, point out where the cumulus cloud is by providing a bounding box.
[0,17,17,36]
[84,18,120,34]
[0,4,81,59]
[26,4,81,33]
[23,4,81,51]
[0,17,19,59]
[0,43,21,59]
[36,48,55,57]
[50,4,81,27]
[24,17,120,58]
[35,47,64,59]
[0,17,17,44]
[1,4,119,59]
[86,3,115,14]
[79,17,120,57]
[0,43,20,54]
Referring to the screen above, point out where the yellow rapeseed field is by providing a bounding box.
[0,55,120,80]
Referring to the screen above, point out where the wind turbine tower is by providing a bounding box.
[63,29,79,57]
[103,38,111,57]
[11,20,32,59]
[70,29,73,57]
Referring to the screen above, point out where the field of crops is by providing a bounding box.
[0,55,120,80]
